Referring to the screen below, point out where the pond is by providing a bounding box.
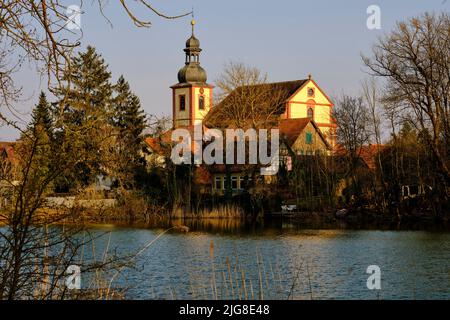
[76,219,450,300]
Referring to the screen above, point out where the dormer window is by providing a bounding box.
[306,132,313,144]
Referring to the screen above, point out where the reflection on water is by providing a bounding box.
[109,216,450,235]
[79,219,450,300]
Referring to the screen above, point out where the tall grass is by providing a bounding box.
[171,203,245,219]
[181,244,315,300]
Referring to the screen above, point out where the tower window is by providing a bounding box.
[179,95,186,111]
[199,95,205,110]
[307,107,314,120]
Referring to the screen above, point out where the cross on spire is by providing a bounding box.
[191,7,195,35]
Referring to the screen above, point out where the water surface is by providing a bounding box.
[80,220,450,299]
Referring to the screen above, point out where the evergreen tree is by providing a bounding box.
[29,92,53,138]
[54,46,114,188]
[20,92,53,189]
[111,76,146,189]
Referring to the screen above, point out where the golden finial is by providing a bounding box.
[191,19,196,36]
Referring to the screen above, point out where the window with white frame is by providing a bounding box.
[214,176,222,190]
[231,176,238,190]
[239,176,245,190]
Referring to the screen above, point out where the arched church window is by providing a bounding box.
[307,107,314,120]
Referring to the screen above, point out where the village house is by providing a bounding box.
[0,141,20,208]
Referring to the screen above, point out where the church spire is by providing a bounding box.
[171,16,213,128]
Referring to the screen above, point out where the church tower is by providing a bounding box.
[171,19,213,128]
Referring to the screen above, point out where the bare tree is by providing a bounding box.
[334,95,372,201]
[206,62,287,129]
[0,130,125,299]
[0,0,191,116]
[362,12,450,184]
[361,78,387,209]
[335,95,371,159]
[146,115,172,137]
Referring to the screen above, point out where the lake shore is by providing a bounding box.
[54,206,450,232]
[2,204,448,231]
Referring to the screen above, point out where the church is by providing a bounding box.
[146,19,337,194]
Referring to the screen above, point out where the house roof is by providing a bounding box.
[249,80,309,101]
[204,79,308,127]
[278,118,331,149]
[193,165,212,185]
[0,141,16,164]
[208,164,259,174]
[145,136,167,156]
[333,143,385,170]
[145,125,209,156]
[278,118,311,146]
[145,117,332,161]
[358,144,385,170]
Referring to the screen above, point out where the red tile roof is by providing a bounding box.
[193,165,212,185]
[144,136,167,155]
[333,143,385,170]
[278,118,311,146]
[358,144,385,170]
[0,141,16,164]
[145,125,210,156]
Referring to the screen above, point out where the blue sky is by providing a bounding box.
[2,0,449,140]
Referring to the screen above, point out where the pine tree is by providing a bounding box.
[29,92,53,138]
[55,46,114,188]
[111,75,146,189]
[20,92,53,188]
